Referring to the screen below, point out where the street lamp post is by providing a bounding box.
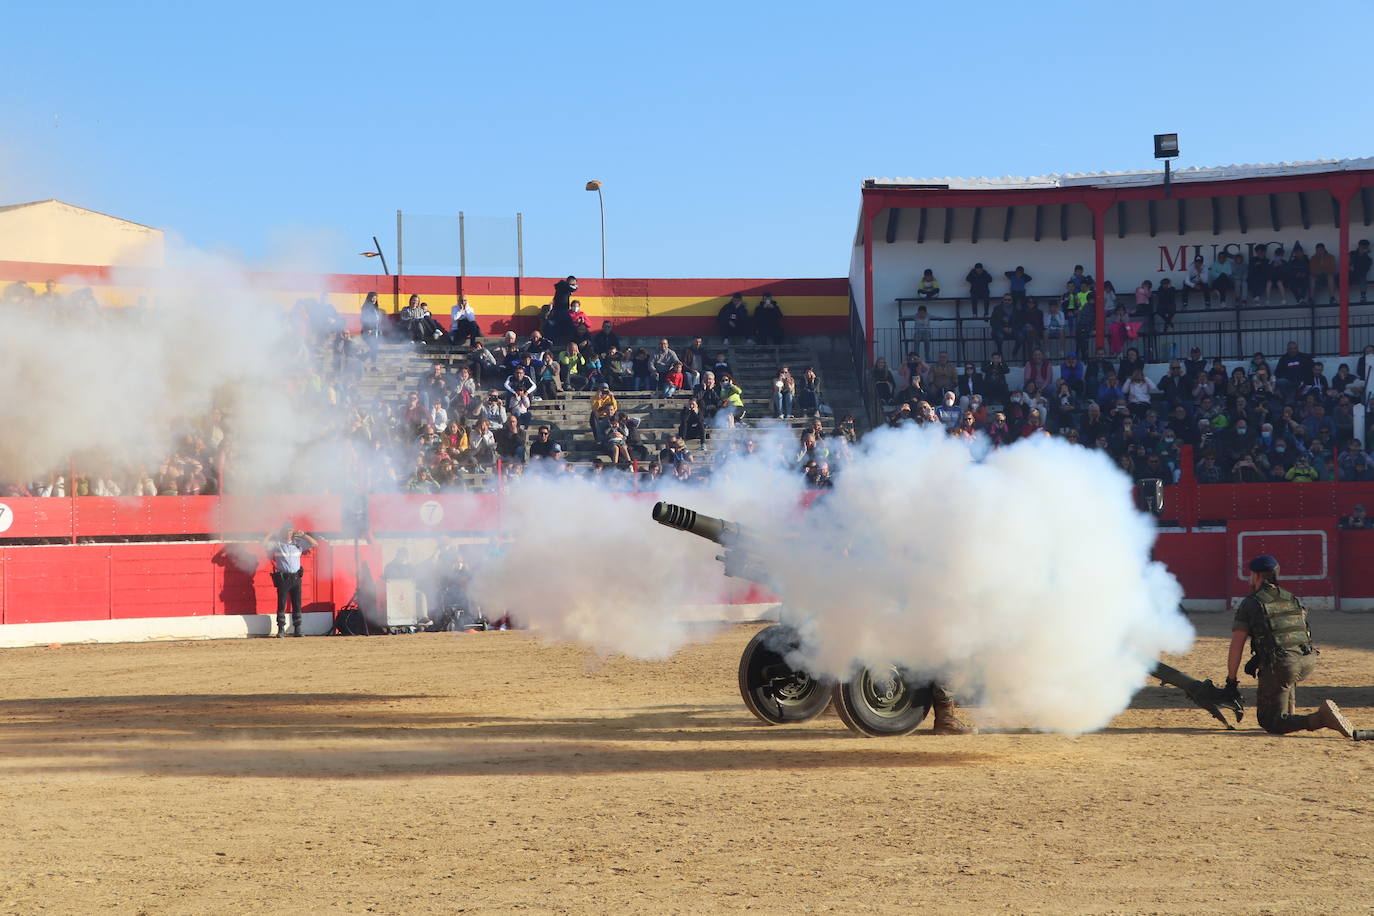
[585,180,605,278]
[1154,133,1179,199]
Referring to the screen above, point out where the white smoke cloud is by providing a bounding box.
[473,424,1192,734]
[0,240,351,504]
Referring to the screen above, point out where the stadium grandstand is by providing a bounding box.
[3,159,1374,646]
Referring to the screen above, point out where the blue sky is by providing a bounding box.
[4,0,1371,279]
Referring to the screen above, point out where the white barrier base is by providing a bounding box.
[0,604,782,650]
[0,611,336,649]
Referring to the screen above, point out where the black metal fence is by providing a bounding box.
[875,303,1374,369]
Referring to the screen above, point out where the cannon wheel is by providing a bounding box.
[833,667,933,737]
[737,625,833,725]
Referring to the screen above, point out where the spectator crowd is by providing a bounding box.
[873,336,1374,487]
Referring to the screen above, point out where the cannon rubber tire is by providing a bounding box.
[833,667,933,737]
[737,625,833,725]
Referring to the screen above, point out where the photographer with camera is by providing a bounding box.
[262,524,318,638]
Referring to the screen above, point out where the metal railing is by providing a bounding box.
[886,302,1374,366]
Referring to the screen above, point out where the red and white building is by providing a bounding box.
[851,157,1374,366]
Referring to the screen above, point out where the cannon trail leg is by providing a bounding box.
[1152,662,1243,728]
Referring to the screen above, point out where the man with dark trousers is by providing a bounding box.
[1224,554,1359,737]
[263,524,318,637]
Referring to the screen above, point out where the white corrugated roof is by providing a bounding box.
[865,157,1374,191]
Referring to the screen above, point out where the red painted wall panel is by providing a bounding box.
[109,545,217,619]
[3,546,112,624]
[1153,532,1228,599]
[1338,531,1374,598]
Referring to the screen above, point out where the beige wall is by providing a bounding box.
[0,200,163,267]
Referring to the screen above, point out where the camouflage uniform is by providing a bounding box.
[1232,583,1318,734]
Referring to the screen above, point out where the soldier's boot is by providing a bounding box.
[274,618,285,638]
[932,699,975,735]
[1308,699,1355,738]
[292,617,304,637]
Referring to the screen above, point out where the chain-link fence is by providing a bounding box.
[397,211,522,278]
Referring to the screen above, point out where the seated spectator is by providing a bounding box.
[1183,256,1210,307]
[1339,440,1374,482]
[1288,244,1312,305]
[446,297,480,346]
[1078,401,1109,444]
[604,415,632,467]
[954,361,981,407]
[1302,243,1335,304]
[1154,279,1177,330]
[468,341,499,386]
[1208,253,1235,305]
[591,320,620,356]
[522,329,553,358]
[719,374,746,426]
[1020,348,1050,393]
[558,342,589,391]
[1021,408,1049,439]
[1298,361,1330,402]
[916,269,940,300]
[966,263,993,315]
[1302,403,1335,442]
[504,366,536,402]
[1195,450,1223,484]
[1340,503,1372,530]
[679,398,707,447]
[1004,266,1032,306]
[494,415,527,464]
[1058,352,1085,397]
[1332,395,1356,442]
[508,390,534,427]
[649,337,679,383]
[659,435,691,468]
[987,411,1013,445]
[1157,359,1189,408]
[936,391,961,428]
[774,367,796,418]
[1096,370,1124,405]
[590,383,618,443]
[1352,239,1373,303]
[535,351,564,399]
[872,357,898,405]
[600,345,631,390]
[980,352,1011,404]
[717,292,751,344]
[660,362,685,398]
[680,336,707,389]
[753,293,785,345]
[989,295,1017,354]
[630,347,653,391]
[1043,299,1069,357]
[1285,454,1319,482]
[567,301,592,347]
[694,371,722,421]
[796,367,826,418]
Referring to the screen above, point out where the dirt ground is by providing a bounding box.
[1,612,1372,916]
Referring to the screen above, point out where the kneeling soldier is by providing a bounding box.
[1225,554,1358,737]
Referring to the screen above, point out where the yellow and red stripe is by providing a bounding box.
[0,261,849,336]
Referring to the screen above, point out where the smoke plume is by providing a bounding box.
[474,424,1191,734]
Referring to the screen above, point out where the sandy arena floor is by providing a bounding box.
[1,612,1372,915]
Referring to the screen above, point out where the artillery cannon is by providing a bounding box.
[651,501,1243,736]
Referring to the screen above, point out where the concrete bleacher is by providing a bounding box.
[351,335,867,483]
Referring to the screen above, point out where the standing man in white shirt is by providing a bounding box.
[262,524,318,637]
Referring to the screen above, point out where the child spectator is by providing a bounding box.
[917,269,940,300]
[1004,266,1033,306]
[911,305,933,359]
[660,362,685,398]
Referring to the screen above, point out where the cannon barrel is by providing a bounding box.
[652,501,733,545]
